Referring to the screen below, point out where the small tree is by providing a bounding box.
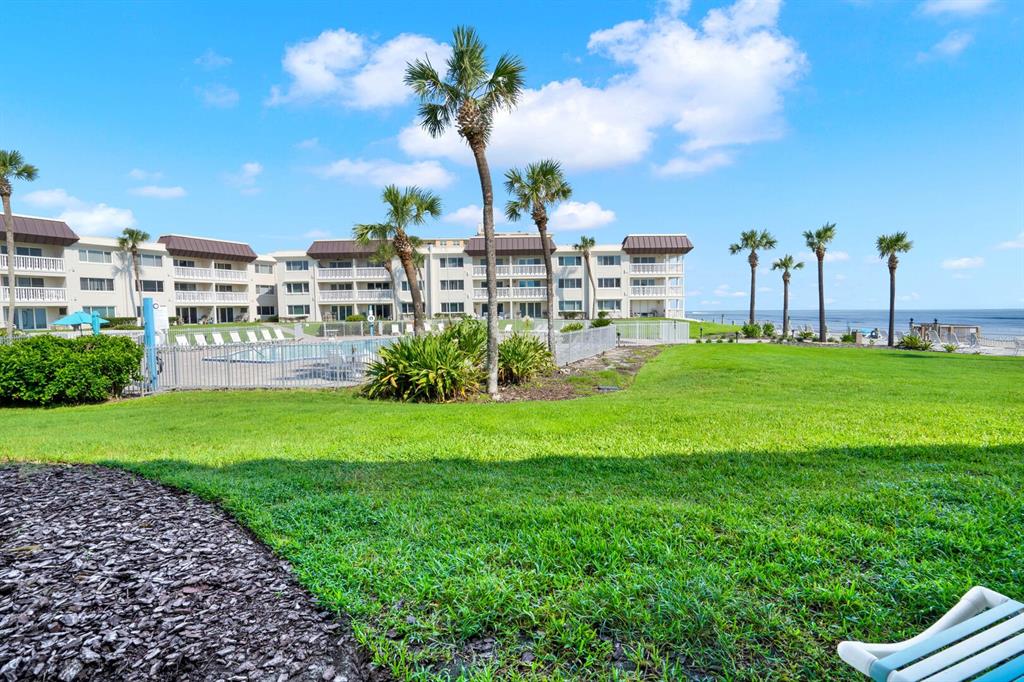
[771,254,804,338]
[0,150,39,335]
[803,222,837,342]
[574,236,597,319]
[728,230,777,325]
[876,232,913,347]
[117,227,151,321]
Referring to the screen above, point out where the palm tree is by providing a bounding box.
[369,238,425,323]
[574,236,597,319]
[728,229,777,325]
[0,150,39,336]
[803,222,837,342]
[504,160,572,353]
[876,232,913,347]
[117,227,151,321]
[771,255,804,338]
[406,26,525,397]
[353,185,440,335]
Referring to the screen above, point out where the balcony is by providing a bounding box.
[0,254,65,273]
[1,286,67,303]
[628,263,682,275]
[174,291,215,304]
[473,287,546,301]
[215,291,248,304]
[319,289,393,302]
[472,264,547,277]
[214,268,248,281]
[174,266,213,280]
[315,267,390,280]
[629,286,683,298]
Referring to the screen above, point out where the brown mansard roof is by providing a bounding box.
[306,240,386,259]
[157,235,258,262]
[1,215,78,246]
[621,234,694,254]
[464,234,556,257]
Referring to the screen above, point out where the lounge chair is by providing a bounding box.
[437,322,446,332]
[838,586,1024,681]
[245,330,259,343]
[174,335,190,347]
[229,331,242,344]
[211,332,225,345]
[193,334,208,347]
[503,324,513,333]
[260,329,274,341]
[390,323,400,336]
[424,322,433,332]
[272,328,286,341]
[405,323,414,335]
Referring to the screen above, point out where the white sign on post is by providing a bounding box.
[153,303,170,343]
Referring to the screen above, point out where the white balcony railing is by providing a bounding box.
[1,286,67,303]
[214,268,248,281]
[215,291,248,303]
[473,287,546,301]
[320,289,355,302]
[629,286,683,298]
[472,264,547,278]
[315,267,390,280]
[0,254,65,272]
[628,262,683,275]
[355,289,394,301]
[174,290,216,304]
[174,266,214,280]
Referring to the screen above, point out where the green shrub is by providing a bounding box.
[898,334,933,351]
[841,332,857,344]
[597,310,609,319]
[728,337,736,343]
[362,334,481,403]
[741,322,762,339]
[716,338,724,344]
[346,314,366,322]
[561,322,584,333]
[0,334,143,406]
[761,322,775,337]
[797,330,816,341]
[498,333,554,385]
[440,319,487,365]
[943,343,958,353]
[561,311,581,320]
[106,316,141,330]
[590,318,612,328]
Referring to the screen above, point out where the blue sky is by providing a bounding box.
[5,0,1022,310]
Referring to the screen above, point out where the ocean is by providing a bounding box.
[687,309,1024,338]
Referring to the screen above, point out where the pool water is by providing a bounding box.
[206,339,393,364]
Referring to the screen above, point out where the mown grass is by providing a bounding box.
[1,345,1022,680]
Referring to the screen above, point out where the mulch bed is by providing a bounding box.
[499,345,662,402]
[0,464,385,682]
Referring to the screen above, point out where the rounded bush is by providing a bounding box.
[497,333,554,385]
[560,322,584,333]
[589,318,612,328]
[362,334,481,403]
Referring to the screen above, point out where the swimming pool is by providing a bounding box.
[205,338,395,364]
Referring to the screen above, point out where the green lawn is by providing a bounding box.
[2,345,1022,680]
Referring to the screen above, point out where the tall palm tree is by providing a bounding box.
[803,222,837,342]
[771,255,804,338]
[354,185,440,335]
[406,26,525,396]
[728,229,777,325]
[504,160,572,353]
[574,236,596,319]
[117,227,151,321]
[876,232,913,347]
[369,238,425,323]
[0,150,39,336]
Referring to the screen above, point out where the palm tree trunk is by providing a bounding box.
[584,255,596,319]
[888,264,897,347]
[132,247,143,322]
[384,261,400,325]
[470,141,498,397]
[817,254,826,342]
[394,234,424,335]
[3,194,15,336]
[782,274,790,339]
[748,260,757,325]
[535,220,556,354]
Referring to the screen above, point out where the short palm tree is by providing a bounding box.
[771,255,804,338]
[728,229,777,325]
[876,232,913,347]
[117,227,151,321]
[369,238,425,323]
[803,222,837,342]
[504,160,572,353]
[0,150,39,336]
[406,25,525,397]
[354,185,440,335]
[574,236,597,319]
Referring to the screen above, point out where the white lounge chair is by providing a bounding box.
[405,323,414,335]
[423,322,433,332]
[390,323,400,336]
[503,324,513,333]
[245,330,259,343]
[260,329,274,341]
[229,331,242,344]
[193,334,208,347]
[211,332,225,345]
[838,586,1024,681]
[175,335,190,347]
[272,328,286,341]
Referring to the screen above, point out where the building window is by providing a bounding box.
[559,300,583,312]
[400,281,423,291]
[285,282,309,294]
[83,306,117,317]
[80,277,114,291]
[256,284,275,296]
[667,298,682,310]
[138,280,164,292]
[17,308,48,330]
[632,278,657,287]
[78,248,112,264]
[174,282,197,292]
[366,282,391,290]
[440,279,464,290]
[287,304,310,316]
[439,257,464,268]
[214,262,234,271]
[328,283,353,291]
[597,255,621,266]
[558,278,582,289]
[326,260,352,268]
[173,258,196,268]
[516,257,542,265]
[558,256,582,266]
[255,263,274,275]
[597,277,621,288]
[441,302,464,314]
[286,260,309,271]
[2,246,43,257]
[633,256,656,264]
[598,299,622,311]
[140,254,163,267]
[256,305,276,316]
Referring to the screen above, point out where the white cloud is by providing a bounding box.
[130,185,186,199]
[549,201,616,231]
[399,0,806,173]
[315,158,453,188]
[714,284,747,298]
[996,232,1024,250]
[195,49,232,69]
[128,168,162,181]
[917,30,973,62]
[267,30,448,108]
[23,188,135,236]
[805,250,849,263]
[197,84,240,108]
[296,137,320,150]
[941,256,984,269]
[225,162,264,195]
[918,0,995,17]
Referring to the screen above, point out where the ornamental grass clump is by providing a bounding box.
[362,334,481,403]
[497,332,554,385]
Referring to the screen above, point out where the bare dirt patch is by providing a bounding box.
[499,345,663,402]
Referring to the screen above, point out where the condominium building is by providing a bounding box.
[1,214,694,329]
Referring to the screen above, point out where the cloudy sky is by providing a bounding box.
[5,0,1022,310]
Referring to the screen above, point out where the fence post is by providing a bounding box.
[143,297,157,392]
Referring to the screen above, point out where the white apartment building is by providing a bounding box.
[1,214,694,330]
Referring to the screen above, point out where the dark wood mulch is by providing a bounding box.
[499,345,663,402]
[0,464,386,682]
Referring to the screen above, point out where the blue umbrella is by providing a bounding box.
[52,310,109,335]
